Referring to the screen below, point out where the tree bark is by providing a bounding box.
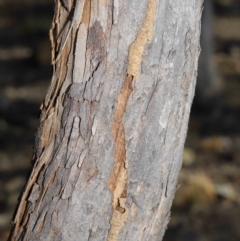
[9,0,203,240]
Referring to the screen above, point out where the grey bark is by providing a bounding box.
[9,0,203,240]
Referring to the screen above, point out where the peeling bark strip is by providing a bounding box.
[107,75,133,241]
[10,138,55,240]
[127,0,158,77]
[107,0,157,240]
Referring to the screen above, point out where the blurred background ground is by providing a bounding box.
[0,0,240,240]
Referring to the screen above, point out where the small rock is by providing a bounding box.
[183,148,196,166]
[200,136,233,153]
[215,183,237,201]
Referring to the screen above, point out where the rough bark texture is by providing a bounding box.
[9,0,203,240]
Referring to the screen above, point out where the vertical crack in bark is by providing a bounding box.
[107,0,157,240]
[107,75,133,241]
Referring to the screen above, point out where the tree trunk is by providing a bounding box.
[9,0,203,240]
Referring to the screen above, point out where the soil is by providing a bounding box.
[0,0,239,240]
